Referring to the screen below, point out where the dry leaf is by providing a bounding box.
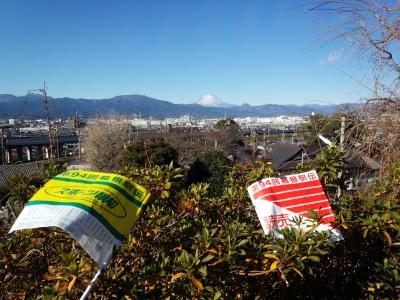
[48,265,57,274]
[13,290,26,299]
[43,273,66,281]
[146,228,158,237]
[57,282,68,292]
[80,264,92,274]
[171,272,185,282]
[19,261,30,268]
[209,258,224,266]
[172,245,183,251]
[68,275,77,292]
[263,253,279,261]
[113,267,125,279]
[208,248,218,254]
[270,260,279,270]
[190,275,203,290]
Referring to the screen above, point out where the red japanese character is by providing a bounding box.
[276,214,291,227]
[264,215,277,229]
[280,177,289,184]
[298,175,307,182]
[307,172,317,180]
[263,180,271,186]
[271,178,280,185]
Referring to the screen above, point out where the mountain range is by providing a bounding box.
[0,94,341,118]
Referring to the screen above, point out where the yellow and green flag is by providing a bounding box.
[9,170,151,265]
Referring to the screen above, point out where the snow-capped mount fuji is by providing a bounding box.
[195,94,236,108]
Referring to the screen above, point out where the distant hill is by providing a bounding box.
[0,94,340,118]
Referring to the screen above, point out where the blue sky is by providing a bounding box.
[0,0,368,105]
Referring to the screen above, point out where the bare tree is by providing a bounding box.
[307,0,400,172]
[309,0,400,97]
[81,115,130,171]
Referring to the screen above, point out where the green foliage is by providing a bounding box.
[1,160,400,299]
[0,186,10,202]
[296,146,345,198]
[186,150,233,197]
[213,118,245,161]
[119,138,179,168]
[119,161,184,202]
[315,146,345,190]
[3,163,68,215]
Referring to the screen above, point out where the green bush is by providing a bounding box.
[1,160,400,299]
[119,138,179,168]
[186,150,233,197]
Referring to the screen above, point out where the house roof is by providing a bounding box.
[267,144,322,171]
[267,144,302,170]
[267,143,382,172]
[345,152,382,171]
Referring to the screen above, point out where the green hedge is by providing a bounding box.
[1,161,399,299]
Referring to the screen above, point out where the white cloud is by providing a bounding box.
[327,51,342,64]
[320,50,343,65]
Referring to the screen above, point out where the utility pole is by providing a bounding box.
[340,116,345,150]
[76,112,81,160]
[42,82,53,160]
[1,127,4,165]
[27,83,53,160]
[337,116,346,199]
[56,118,60,159]
[26,84,54,161]
[0,124,15,165]
[252,128,257,162]
[281,129,286,143]
[263,129,266,149]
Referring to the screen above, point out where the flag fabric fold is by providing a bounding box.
[247,170,342,240]
[9,170,151,265]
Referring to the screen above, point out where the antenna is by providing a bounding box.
[26,82,54,160]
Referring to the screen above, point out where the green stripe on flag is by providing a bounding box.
[26,200,125,241]
[51,177,144,208]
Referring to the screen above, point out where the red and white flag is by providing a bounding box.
[247,170,342,240]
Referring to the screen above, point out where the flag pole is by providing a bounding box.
[80,255,112,300]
